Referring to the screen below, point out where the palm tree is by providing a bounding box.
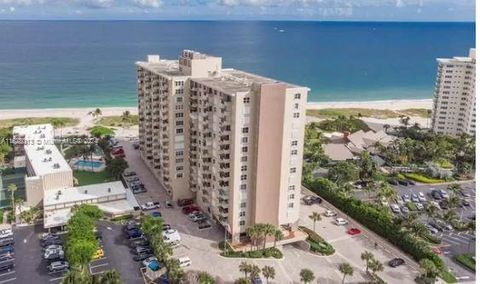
[7,184,17,215]
[338,263,353,284]
[425,203,438,223]
[360,251,374,273]
[273,229,283,248]
[15,198,24,214]
[409,222,428,237]
[299,268,315,284]
[197,271,216,284]
[165,258,184,283]
[95,108,102,118]
[447,183,461,196]
[249,264,261,280]
[447,195,460,209]
[246,226,260,251]
[97,269,122,284]
[376,182,396,204]
[261,223,276,249]
[419,259,439,281]
[239,261,251,279]
[262,266,275,284]
[309,212,321,231]
[368,259,384,276]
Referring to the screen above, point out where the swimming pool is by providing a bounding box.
[74,160,104,168]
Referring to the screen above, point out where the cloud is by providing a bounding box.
[77,0,115,8]
[132,0,162,8]
[0,0,46,5]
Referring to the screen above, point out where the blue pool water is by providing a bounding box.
[74,160,104,168]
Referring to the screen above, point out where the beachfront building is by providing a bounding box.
[12,124,138,228]
[137,50,309,243]
[432,48,476,136]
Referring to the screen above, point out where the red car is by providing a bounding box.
[182,206,200,215]
[112,148,124,155]
[177,198,193,207]
[347,228,361,235]
[113,152,125,158]
[432,247,442,255]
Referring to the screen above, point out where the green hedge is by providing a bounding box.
[299,226,335,256]
[304,178,444,270]
[403,173,444,184]
[455,254,475,271]
[222,247,283,259]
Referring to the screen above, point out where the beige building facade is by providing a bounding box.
[432,48,476,136]
[137,50,309,243]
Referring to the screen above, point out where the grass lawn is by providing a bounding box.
[73,170,115,186]
[439,270,457,283]
[403,173,445,184]
[455,253,475,271]
[306,108,430,119]
[89,126,115,137]
[0,117,79,129]
[96,115,139,128]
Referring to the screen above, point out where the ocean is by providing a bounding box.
[0,21,475,109]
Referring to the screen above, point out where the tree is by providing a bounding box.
[197,272,216,284]
[360,251,374,273]
[7,184,16,214]
[309,212,321,231]
[239,261,251,279]
[234,278,250,284]
[425,203,438,223]
[327,162,358,185]
[95,108,102,118]
[61,269,90,284]
[141,215,164,236]
[260,223,276,249]
[15,197,24,213]
[95,269,122,284]
[368,259,384,276]
[273,229,283,248]
[447,183,461,196]
[262,266,275,284]
[66,238,98,266]
[299,268,315,284]
[165,258,184,283]
[338,263,353,284]
[249,264,261,280]
[106,157,128,180]
[358,151,378,181]
[376,182,396,204]
[419,259,439,281]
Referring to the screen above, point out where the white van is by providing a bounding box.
[178,256,191,268]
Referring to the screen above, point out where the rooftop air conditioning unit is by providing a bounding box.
[107,188,111,193]
[84,190,88,194]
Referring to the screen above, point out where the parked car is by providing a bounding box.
[302,195,322,205]
[347,228,361,235]
[125,221,140,231]
[388,179,399,185]
[461,199,471,207]
[428,221,443,232]
[147,260,162,271]
[440,190,449,199]
[189,213,207,223]
[400,206,409,214]
[48,261,69,272]
[124,171,137,177]
[133,143,140,150]
[92,248,104,260]
[132,187,148,194]
[0,260,14,272]
[41,233,59,241]
[0,229,13,239]
[439,200,448,210]
[411,194,420,203]
[129,238,149,248]
[390,204,400,214]
[460,190,471,198]
[141,202,161,211]
[0,245,13,254]
[132,246,152,255]
[41,238,63,247]
[427,225,439,235]
[407,180,415,185]
[177,199,194,207]
[198,221,212,230]
[43,244,63,252]
[401,194,410,202]
[0,253,13,262]
[418,192,427,202]
[335,218,348,226]
[388,258,405,268]
[182,205,200,215]
[324,210,337,217]
[133,252,154,262]
[151,211,162,218]
[398,179,409,186]
[431,190,442,200]
[177,257,192,268]
[44,249,64,260]
[125,176,140,182]
[251,276,263,284]
[415,203,424,210]
[162,224,172,231]
[165,200,174,208]
[126,229,143,239]
[0,238,14,247]
[142,256,158,267]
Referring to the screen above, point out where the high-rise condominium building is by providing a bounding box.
[137,50,309,243]
[432,48,476,136]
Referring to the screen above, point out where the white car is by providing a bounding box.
[141,202,160,211]
[0,229,13,239]
[418,192,427,202]
[390,204,401,214]
[324,210,337,217]
[415,203,424,210]
[177,256,191,268]
[163,230,181,244]
[335,218,348,226]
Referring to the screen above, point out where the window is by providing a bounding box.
[242,127,249,134]
[294,93,301,99]
[294,103,299,109]
[175,89,183,95]
[175,151,184,157]
[293,112,300,118]
[241,175,247,181]
[243,97,250,104]
[288,202,294,208]
[176,128,184,134]
[176,97,183,103]
[175,158,183,164]
[291,141,298,146]
[176,173,183,178]
[241,165,247,171]
[288,185,295,191]
[175,113,184,118]
[290,167,296,173]
[242,147,248,153]
[175,105,183,110]
[239,220,246,226]
[289,194,295,200]
[242,137,248,143]
[239,211,246,217]
[241,156,248,162]
[291,150,298,155]
[176,166,183,171]
[240,202,247,208]
[240,184,247,190]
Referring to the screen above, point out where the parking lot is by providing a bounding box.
[353,180,476,282]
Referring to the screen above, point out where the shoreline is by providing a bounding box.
[0,99,433,120]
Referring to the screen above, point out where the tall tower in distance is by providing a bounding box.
[136,50,309,243]
[432,48,476,136]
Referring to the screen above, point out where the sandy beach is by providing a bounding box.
[306,98,432,110]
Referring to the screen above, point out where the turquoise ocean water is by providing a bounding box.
[0,21,475,109]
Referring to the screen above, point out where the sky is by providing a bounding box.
[0,0,475,21]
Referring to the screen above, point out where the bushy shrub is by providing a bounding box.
[300,226,335,256]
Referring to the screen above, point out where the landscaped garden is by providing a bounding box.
[299,226,335,256]
[455,253,475,271]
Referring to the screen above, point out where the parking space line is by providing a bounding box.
[0,271,15,277]
[0,278,16,284]
[49,276,64,282]
[90,262,109,270]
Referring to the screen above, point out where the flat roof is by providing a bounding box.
[136,60,186,78]
[43,181,129,207]
[13,124,71,177]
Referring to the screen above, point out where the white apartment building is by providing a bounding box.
[137,50,309,243]
[432,48,476,136]
[12,124,138,228]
